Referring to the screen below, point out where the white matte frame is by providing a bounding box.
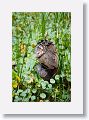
[0,0,83,114]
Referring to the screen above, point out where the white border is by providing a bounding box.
[0,0,83,114]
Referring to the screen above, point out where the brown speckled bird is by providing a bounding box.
[35,40,58,80]
[35,40,58,69]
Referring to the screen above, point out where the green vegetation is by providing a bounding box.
[12,12,71,102]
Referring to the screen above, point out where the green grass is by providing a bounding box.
[12,12,71,102]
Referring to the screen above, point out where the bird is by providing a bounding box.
[35,40,58,80]
[35,40,58,69]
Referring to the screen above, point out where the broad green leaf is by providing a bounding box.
[55,75,60,80]
[50,79,55,84]
[40,93,46,99]
[32,89,37,93]
[31,95,36,101]
[20,92,26,97]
